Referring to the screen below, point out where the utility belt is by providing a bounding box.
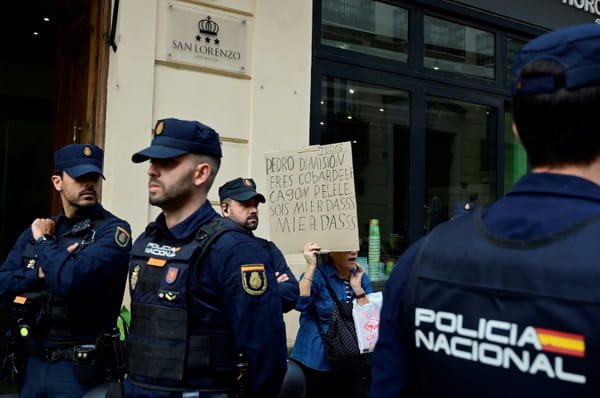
[4,291,126,385]
[26,343,83,362]
[1,327,126,387]
[26,333,125,384]
[1,341,103,385]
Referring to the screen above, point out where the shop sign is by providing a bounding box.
[561,0,600,20]
[160,1,251,74]
[447,0,598,29]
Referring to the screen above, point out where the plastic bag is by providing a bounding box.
[352,291,383,353]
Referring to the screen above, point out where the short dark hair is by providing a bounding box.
[192,154,221,193]
[513,59,600,168]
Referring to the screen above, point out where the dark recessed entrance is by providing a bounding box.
[0,1,110,392]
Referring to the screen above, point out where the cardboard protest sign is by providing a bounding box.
[264,141,359,254]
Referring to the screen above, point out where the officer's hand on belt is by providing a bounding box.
[31,219,55,241]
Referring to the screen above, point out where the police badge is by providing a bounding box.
[155,121,165,135]
[130,265,141,290]
[114,226,131,248]
[241,264,267,295]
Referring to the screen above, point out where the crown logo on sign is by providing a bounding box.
[196,16,220,45]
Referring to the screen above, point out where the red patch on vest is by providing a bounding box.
[165,267,179,284]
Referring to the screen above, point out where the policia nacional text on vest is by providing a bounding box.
[404,207,600,396]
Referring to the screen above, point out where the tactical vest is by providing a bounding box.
[405,208,600,396]
[127,218,241,391]
[18,216,110,343]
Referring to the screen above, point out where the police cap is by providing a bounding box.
[132,118,222,163]
[54,144,104,179]
[219,178,266,203]
[512,24,600,95]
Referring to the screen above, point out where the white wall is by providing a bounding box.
[103,0,313,346]
[103,0,158,238]
[250,0,313,346]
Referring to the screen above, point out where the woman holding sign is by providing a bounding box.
[291,242,373,398]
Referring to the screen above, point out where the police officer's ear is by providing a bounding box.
[51,173,63,192]
[193,162,211,187]
[221,202,229,216]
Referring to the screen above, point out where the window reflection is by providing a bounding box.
[425,96,496,231]
[507,37,527,85]
[320,76,410,277]
[424,15,495,79]
[322,0,409,62]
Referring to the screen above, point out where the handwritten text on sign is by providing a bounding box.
[265,142,359,254]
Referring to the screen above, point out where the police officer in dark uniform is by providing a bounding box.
[372,24,600,397]
[124,118,288,398]
[0,144,132,397]
[219,178,299,313]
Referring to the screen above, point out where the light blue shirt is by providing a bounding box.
[291,261,372,371]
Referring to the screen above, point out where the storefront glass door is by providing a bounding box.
[424,96,497,231]
[312,0,541,282]
[320,76,410,275]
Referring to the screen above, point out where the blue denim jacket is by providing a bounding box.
[290,261,372,371]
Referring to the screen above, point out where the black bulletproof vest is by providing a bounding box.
[127,218,241,390]
[404,208,600,397]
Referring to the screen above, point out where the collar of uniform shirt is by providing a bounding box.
[155,200,219,240]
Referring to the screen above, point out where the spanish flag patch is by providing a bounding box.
[241,264,267,295]
[536,328,585,358]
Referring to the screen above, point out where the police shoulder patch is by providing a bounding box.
[241,264,267,295]
[115,226,131,248]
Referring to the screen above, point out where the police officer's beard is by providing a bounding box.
[149,173,195,210]
[67,188,98,209]
[245,215,258,231]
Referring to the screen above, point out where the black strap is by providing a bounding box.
[317,267,344,307]
[313,267,345,337]
[191,218,242,282]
